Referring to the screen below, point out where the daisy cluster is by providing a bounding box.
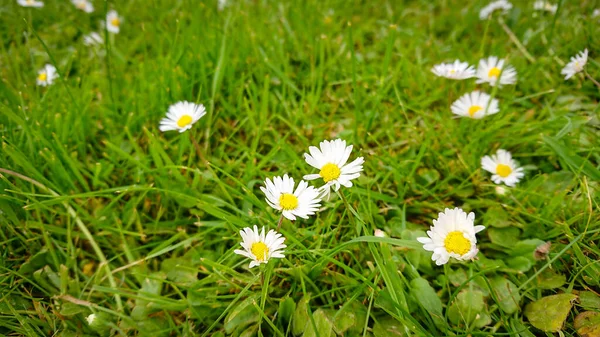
[157,100,366,268]
[419,1,597,267]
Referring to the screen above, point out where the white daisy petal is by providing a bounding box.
[431,60,476,80]
[417,208,484,266]
[561,49,588,80]
[479,0,513,20]
[18,0,44,7]
[451,91,500,119]
[234,226,286,268]
[36,64,58,87]
[476,56,518,86]
[302,139,364,192]
[261,174,321,220]
[106,10,122,34]
[158,101,207,133]
[71,0,94,12]
[481,149,524,187]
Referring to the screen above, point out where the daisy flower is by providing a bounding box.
[260,174,322,221]
[533,1,557,13]
[71,0,93,13]
[17,0,44,7]
[594,9,600,18]
[479,0,513,20]
[481,149,524,187]
[417,208,485,266]
[303,139,364,197]
[83,32,103,46]
[159,101,206,133]
[451,91,499,119]
[431,60,475,80]
[36,64,58,86]
[476,56,518,86]
[234,225,286,268]
[561,49,588,80]
[106,10,121,34]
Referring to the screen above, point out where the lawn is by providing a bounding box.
[1,0,599,336]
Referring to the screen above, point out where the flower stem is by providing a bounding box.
[497,18,535,63]
[584,70,600,90]
[276,214,284,231]
[189,131,207,165]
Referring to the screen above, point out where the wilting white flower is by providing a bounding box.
[533,1,557,13]
[234,225,286,268]
[159,101,207,133]
[260,174,322,221]
[417,208,485,266]
[83,32,103,46]
[36,64,58,86]
[451,91,499,119]
[479,0,513,20]
[561,49,588,80]
[481,149,525,187]
[476,56,518,86]
[17,0,44,7]
[71,0,93,13]
[431,60,475,80]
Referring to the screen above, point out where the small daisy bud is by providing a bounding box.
[86,312,112,336]
[374,229,386,238]
[495,186,508,195]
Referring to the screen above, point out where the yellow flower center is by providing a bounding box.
[449,69,456,74]
[496,164,512,178]
[319,163,341,182]
[488,67,501,78]
[444,231,471,256]
[111,18,120,27]
[279,193,298,211]
[37,72,47,81]
[251,242,269,262]
[76,1,86,9]
[26,0,33,3]
[176,115,193,128]
[468,105,482,117]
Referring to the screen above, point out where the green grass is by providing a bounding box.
[1,0,599,336]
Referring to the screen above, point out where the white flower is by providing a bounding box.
[303,139,364,197]
[495,186,508,195]
[431,60,475,80]
[594,9,600,18]
[106,10,121,34]
[17,0,44,7]
[451,91,499,119]
[234,225,286,268]
[218,0,227,11]
[561,49,588,80]
[260,174,321,221]
[72,0,93,13]
[533,1,557,13]
[481,149,524,187]
[86,314,96,325]
[83,32,103,46]
[417,208,485,266]
[159,101,206,133]
[36,64,58,86]
[476,56,518,86]
[479,0,513,20]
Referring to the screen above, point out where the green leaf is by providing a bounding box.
[409,277,444,329]
[483,206,512,228]
[506,256,532,273]
[490,277,521,314]
[224,296,259,334]
[161,258,197,286]
[278,296,296,325]
[59,302,86,316]
[488,227,521,248]
[524,293,578,332]
[18,249,51,275]
[372,316,407,337]
[447,290,485,326]
[328,307,355,335]
[292,296,310,336]
[579,291,600,310]
[304,309,334,337]
[535,269,566,289]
